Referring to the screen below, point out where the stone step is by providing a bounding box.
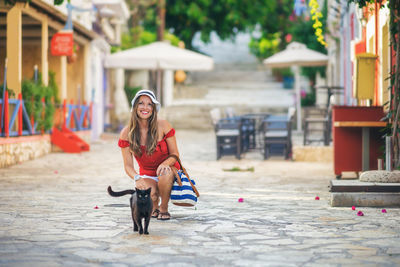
[172,88,294,108]
[330,192,400,207]
[330,180,400,192]
[189,63,274,84]
[159,105,289,130]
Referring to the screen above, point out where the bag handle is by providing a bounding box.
[166,154,200,197]
[171,166,182,186]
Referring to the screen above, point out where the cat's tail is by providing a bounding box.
[107,186,135,197]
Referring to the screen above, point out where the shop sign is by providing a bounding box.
[51,31,74,56]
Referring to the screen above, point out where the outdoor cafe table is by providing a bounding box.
[241,113,270,150]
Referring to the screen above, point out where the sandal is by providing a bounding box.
[157,211,171,220]
[151,209,160,218]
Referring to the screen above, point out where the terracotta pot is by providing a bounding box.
[67,52,77,64]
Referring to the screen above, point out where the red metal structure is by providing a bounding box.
[0,93,91,153]
[332,106,385,178]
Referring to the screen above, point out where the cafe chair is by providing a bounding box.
[210,108,222,132]
[225,107,236,118]
[215,118,242,160]
[262,115,292,159]
[240,117,256,151]
[303,107,330,146]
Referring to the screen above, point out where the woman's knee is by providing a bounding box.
[158,171,174,185]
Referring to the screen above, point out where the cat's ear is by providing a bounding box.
[135,187,139,192]
[145,187,151,193]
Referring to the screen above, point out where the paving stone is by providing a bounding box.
[0,130,399,266]
[73,249,127,262]
[56,240,102,248]
[66,229,124,238]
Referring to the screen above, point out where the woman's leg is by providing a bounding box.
[157,170,174,218]
[141,178,159,213]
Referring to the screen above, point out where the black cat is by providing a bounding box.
[107,186,153,235]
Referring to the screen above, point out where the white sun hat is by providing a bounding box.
[131,89,161,112]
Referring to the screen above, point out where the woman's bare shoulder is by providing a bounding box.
[120,126,130,140]
[158,119,172,133]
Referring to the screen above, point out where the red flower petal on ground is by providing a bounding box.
[94,206,99,209]
[382,209,387,213]
[352,206,356,210]
[315,196,320,200]
[238,198,244,203]
[54,170,58,174]
[357,211,364,216]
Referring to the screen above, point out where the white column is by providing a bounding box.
[163,70,174,106]
[114,68,130,121]
[84,43,92,103]
[293,65,302,132]
[61,56,67,100]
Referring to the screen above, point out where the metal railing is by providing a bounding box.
[0,91,92,138]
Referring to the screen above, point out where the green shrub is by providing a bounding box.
[301,90,316,107]
[124,86,142,104]
[0,85,15,98]
[22,71,59,132]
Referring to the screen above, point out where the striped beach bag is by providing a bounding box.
[167,155,200,207]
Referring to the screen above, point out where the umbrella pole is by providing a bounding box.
[294,65,302,132]
[156,69,162,104]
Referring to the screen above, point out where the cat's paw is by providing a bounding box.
[139,229,143,234]
[133,227,138,232]
[144,231,149,235]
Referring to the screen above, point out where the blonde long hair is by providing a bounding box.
[128,99,158,156]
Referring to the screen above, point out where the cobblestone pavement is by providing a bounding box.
[1,130,400,267]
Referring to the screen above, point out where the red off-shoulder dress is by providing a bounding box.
[118,128,180,177]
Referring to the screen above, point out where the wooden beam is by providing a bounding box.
[42,16,48,86]
[21,4,88,45]
[7,3,23,95]
[0,15,42,26]
[333,121,387,127]
[0,28,42,37]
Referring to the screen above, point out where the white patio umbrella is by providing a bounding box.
[105,41,214,104]
[105,41,214,71]
[263,42,328,131]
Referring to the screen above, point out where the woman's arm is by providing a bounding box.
[156,120,179,176]
[120,127,139,180]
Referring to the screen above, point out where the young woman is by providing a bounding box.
[118,89,180,220]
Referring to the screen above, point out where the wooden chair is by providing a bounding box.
[262,115,292,159]
[216,118,242,160]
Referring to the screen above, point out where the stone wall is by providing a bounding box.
[1,131,92,168]
[293,146,333,163]
[0,135,51,168]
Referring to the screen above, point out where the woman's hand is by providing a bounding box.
[157,163,171,177]
[135,177,146,189]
